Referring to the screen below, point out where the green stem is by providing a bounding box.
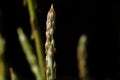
[17,27,42,80]
[10,68,18,80]
[27,0,45,80]
[77,34,89,80]
[0,34,5,80]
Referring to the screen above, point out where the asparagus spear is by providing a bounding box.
[10,68,18,80]
[45,5,56,80]
[17,27,41,80]
[0,34,5,80]
[77,34,89,80]
[26,0,45,79]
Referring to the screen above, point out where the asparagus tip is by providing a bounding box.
[51,4,54,9]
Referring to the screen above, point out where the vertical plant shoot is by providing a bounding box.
[77,34,89,80]
[45,4,56,80]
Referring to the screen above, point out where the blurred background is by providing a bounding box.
[0,0,118,80]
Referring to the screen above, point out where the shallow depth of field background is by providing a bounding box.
[0,0,119,80]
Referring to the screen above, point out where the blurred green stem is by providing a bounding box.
[17,27,42,80]
[77,34,89,80]
[10,68,18,80]
[0,34,5,80]
[27,0,45,80]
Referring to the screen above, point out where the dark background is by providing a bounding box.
[0,0,118,80]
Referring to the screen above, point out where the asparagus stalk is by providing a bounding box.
[0,34,5,80]
[77,34,89,80]
[17,27,42,80]
[23,0,37,9]
[10,68,18,80]
[45,5,56,80]
[26,0,45,79]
